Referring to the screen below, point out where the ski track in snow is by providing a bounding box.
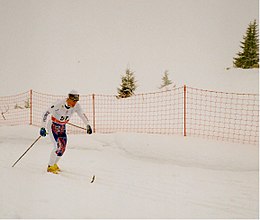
[0,125,258,218]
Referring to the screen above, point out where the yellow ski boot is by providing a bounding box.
[54,164,61,172]
[47,165,59,174]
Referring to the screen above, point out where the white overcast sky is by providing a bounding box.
[0,0,258,95]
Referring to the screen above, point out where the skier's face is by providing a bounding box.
[67,98,78,107]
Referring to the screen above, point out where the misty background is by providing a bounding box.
[0,0,258,96]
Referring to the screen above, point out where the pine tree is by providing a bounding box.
[233,20,259,69]
[159,70,172,89]
[117,68,137,98]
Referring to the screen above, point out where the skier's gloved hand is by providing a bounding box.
[86,125,92,134]
[40,127,47,137]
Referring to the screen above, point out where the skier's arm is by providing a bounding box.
[75,104,90,126]
[75,104,92,134]
[41,105,54,128]
[39,108,51,137]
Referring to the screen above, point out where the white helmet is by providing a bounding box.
[68,90,79,101]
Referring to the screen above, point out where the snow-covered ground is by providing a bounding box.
[0,125,258,219]
[0,1,258,218]
[0,67,258,219]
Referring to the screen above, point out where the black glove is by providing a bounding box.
[87,125,92,134]
[40,127,47,137]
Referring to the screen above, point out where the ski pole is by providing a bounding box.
[12,135,42,167]
[67,122,87,131]
[68,122,95,183]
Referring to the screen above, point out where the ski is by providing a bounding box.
[57,170,96,183]
[90,175,95,183]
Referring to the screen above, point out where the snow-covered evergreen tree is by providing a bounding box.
[159,70,176,91]
[159,71,172,89]
[233,20,259,69]
[117,68,137,98]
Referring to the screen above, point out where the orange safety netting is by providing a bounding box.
[186,87,259,145]
[0,86,258,145]
[0,91,30,126]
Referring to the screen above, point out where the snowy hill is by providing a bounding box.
[0,66,259,219]
[0,1,258,218]
[0,125,258,219]
[160,68,259,94]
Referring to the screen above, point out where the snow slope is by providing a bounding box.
[0,125,258,219]
[0,1,258,218]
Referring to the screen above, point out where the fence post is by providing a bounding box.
[29,89,33,125]
[183,85,187,136]
[92,94,96,133]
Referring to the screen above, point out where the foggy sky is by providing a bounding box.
[0,0,258,95]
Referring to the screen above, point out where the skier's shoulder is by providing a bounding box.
[50,98,66,109]
[69,101,82,113]
[74,102,82,111]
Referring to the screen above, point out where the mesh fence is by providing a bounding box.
[0,87,258,145]
[93,87,184,135]
[0,92,30,126]
[186,87,259,145]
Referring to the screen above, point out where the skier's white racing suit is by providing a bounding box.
[41,98,90,166]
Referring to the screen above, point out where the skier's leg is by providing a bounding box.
[47,121,59,166]
[54,136,67,164]
[47,122,67,171]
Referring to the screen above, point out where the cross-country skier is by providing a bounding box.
[39,90,92,174]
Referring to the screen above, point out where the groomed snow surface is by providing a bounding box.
[0,125,258,219]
